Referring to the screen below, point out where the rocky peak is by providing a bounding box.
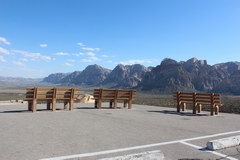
[183,58,208,73]
[186,57,207,66]
[160,58,178,66]
[186,57,198,64]
[42,73,69,83]
[103,64,150,88]
[72,65,111,85]
[82,64,111,74]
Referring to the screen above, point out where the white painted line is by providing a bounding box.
[39,130,240,160]
[180,141,202,149]
[180,141,238,160]
[180,130,240,142]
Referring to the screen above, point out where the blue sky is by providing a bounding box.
[0,0,240,78]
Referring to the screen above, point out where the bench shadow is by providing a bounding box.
[0,110,29,113]
[76,106,123,110]
[0,108,48,113]
[76,107,96,110]
[148,110,209,116]
[0,108,71,113]
[0,107,124,113]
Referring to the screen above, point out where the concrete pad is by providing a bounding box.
[207,135,240,150]
[97,150,164,160]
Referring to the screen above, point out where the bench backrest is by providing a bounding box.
[173,91,221,105]
[93,89,136,101]
[25,88,80,101]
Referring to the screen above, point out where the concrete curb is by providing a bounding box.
[207,135,240,150]
[97,150,164,160]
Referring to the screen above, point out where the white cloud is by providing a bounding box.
[0,56,6,62]
[20,58,28,62]
[82,47,100,52]
[67,59,75,62]
[64,63,74,66]
[101,54,109,58]
[40,55,53,61]
[13,61,24,66]
[119,59,153,65]
[107,60,113,63]
[55,52,69,56]
[80,57,101,62]
[0,37,11,45]
[0,47,11,54]
[75,52,95,56]
[40,44,48,48]
[12,49,54,61]
[77,42,85,47]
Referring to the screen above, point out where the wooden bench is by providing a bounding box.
[25,87,80,112]
[172,91,221,115]
[93,89,136,109]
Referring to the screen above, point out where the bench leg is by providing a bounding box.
[32,100,37,112]
[128,100,132,109]
[177,102,181,112]
[94,100,98,108]
[110,101,113,108]
[123,101,127,108]
[210,104,214,116]
[52,99,56,112]
[181,102,186,111]
[47,102,51,110]
[28,102,32,111]
[192,104,197,114]
[97,100,102,109]
[64,102,68,109]
[197,104,202,113]
[211,105,215,116]
[69,99,74,111]
[113,100,117,109]
[215,105,219,115]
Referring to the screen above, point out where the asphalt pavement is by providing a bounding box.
[0,102,239,160]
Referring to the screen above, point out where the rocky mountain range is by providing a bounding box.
[138,58,240,94]
[42,58,240,94]
[42,64,149,88]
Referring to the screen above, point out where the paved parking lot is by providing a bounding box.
[0,102,240,160]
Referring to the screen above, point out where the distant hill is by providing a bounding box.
[0,76,42,87]
[42,64,111,86]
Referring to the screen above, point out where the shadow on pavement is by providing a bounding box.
[0,106,124,113]
[148,110,209,116]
